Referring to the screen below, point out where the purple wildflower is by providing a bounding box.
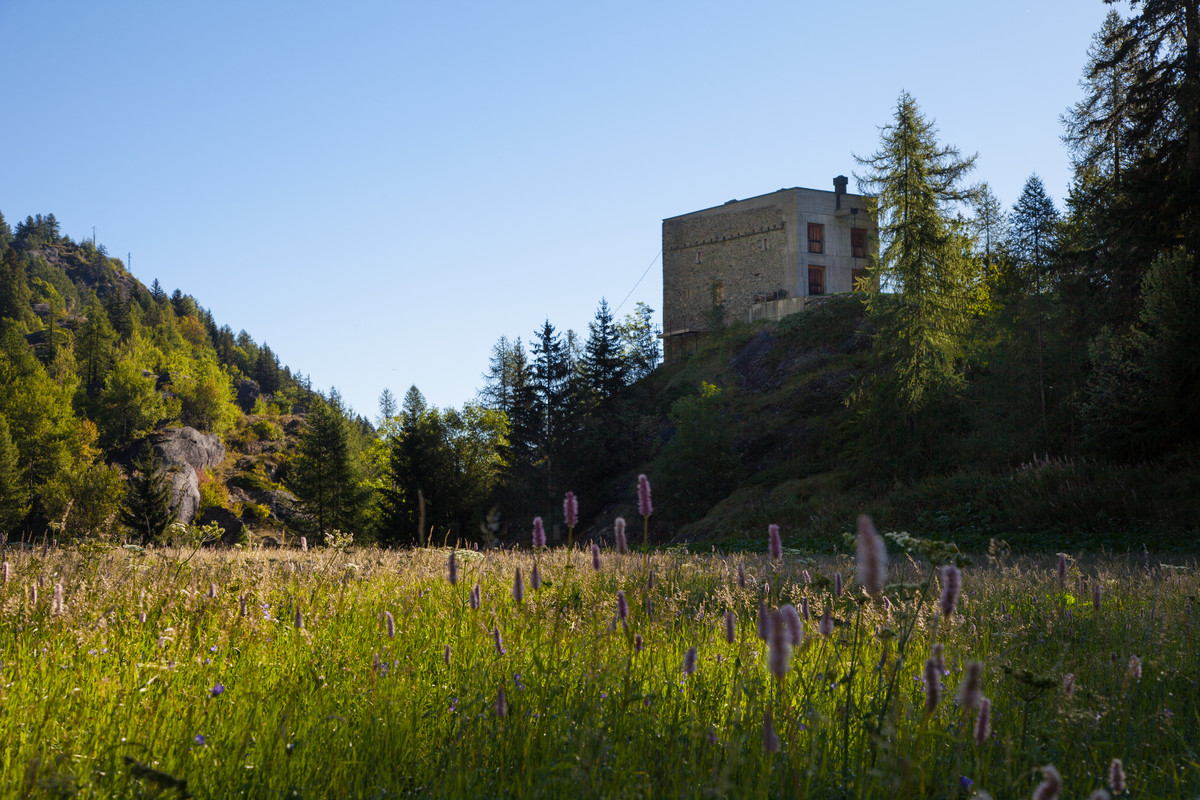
[756,600,769,640]
[591,543,601,571]
[957,661,984,710]
[1109,758,1125,794]
[939,564,961,617]
[239,595,247,618]
[1127,655,1141,681]
[818,604,833,637]
[683,646,697,677]
[923,658,941,713]
[470,583,481,610]
[768,611,792,680]
[801,596,810,621]
[763,708,780,753]
[724,610,736,644]
[496,686,507,718]
[194,734,206,745]
[532,517,546,549]
[564,491,578,528]
[1093,582,1102,612]
[768,524,782,561]
[294,609,304,630]
[448,550,458,585]
[493,627,506,656]
[932,643,945,673]
[513,568,524,604]
[634,633,643,653]
[974,697,991,745]
[780,604,804,646]
[637,474,652,517]
[444,644,451,665]
[2,561,8,584]
[530,564,542,591]
[614,517,628,554]
[617,590,629,622]
[855,515,887,596]
[834,571,844,599]
[1033,765,1062,800]
[385,611,396,639]
[210,683,225,697]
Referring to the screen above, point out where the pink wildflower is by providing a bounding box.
[470,584,481,610]
[530,563,542,591]
[448,550,458,585]
[493,627,506,655]
[1109,758,1125,794]
[957,661,984,710]
[496,685,507,718]
[768,611,792,680]
[614,517,628,554]
[756,600,769,640]
[939,564,961,617]
[780,604,804,646]
[974,697,991,745]
[300,536,307,552]
[724,610,736,643]
[617,590,629,622]
[763,708,780,753]
[1033,765,1062,800]
[923,658,941,713]
[683,646,697,677]
[637,474,652,517]
[855,515,887,596]
[512,568,524,604]
[818,604,833,637]
[591,543,601,571]
[385,611,396,639]
[834,571,844,598]
[532,517,546,549]
[768,524,782,561]
[564,491,578,528]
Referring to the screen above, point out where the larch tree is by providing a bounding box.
[854,91,984,417]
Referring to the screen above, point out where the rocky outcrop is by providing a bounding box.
[249,489,306,527]
[235,378,261,414]
[149,427,226,524]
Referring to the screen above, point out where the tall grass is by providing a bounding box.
[0,537,1196,798]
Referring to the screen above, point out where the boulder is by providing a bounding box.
[150,427,225,474]
[250,489,307,526]
[167,463,201,525]
[149,427,226,525]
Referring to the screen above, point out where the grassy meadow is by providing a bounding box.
[1,533,1197,799]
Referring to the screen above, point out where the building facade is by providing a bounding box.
[661,176,874,363]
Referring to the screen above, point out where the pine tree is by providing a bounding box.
[0,414,29,538]
[581,298,627,402]
[75,299,117,396]
[288,396,369,537]
[120,450,176,545]
[1008,174,1062,442]
[854,91,984,416]
[617,301,662,381]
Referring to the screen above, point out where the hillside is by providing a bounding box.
[0,212,330,545]
[622,295,1200,554]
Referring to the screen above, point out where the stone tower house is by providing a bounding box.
[661,176,874,363]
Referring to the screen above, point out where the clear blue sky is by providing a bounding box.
[0,0,1115,418]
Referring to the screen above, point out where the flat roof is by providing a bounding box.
[663,185,872,222]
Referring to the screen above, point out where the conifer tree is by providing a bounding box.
[617,301,662,381]
[120,450,175,544]
[0,414,29,538]
[289,395,369,537]
[854,91,984,416]
[581,298,627,402]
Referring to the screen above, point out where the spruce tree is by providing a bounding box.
[854,91,984,416]
[581,298,627,402]
[617,302,662,381]
[0,414,29,538]
[120,451,175,544]
[288,396,369,537]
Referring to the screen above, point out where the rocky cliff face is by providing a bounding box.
[149,427,226,524]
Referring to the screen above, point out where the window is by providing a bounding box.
[807,223,824,254]
[852,268,870,291]
[851,227,867,259]
[808,266,825,296]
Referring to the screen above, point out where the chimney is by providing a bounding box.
[833,175,848,210]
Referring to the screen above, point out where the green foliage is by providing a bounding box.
[121,451,177,545]
[617,301,662,381]
[173,358,238,433]
[854,92,986,417]
[657,382,741,522]
[288,397,370,537]
[0,414,29,536]
[1,547,1195,798]
[240,502,270,523]
[97,358,168,452]
[42,461,125,542]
